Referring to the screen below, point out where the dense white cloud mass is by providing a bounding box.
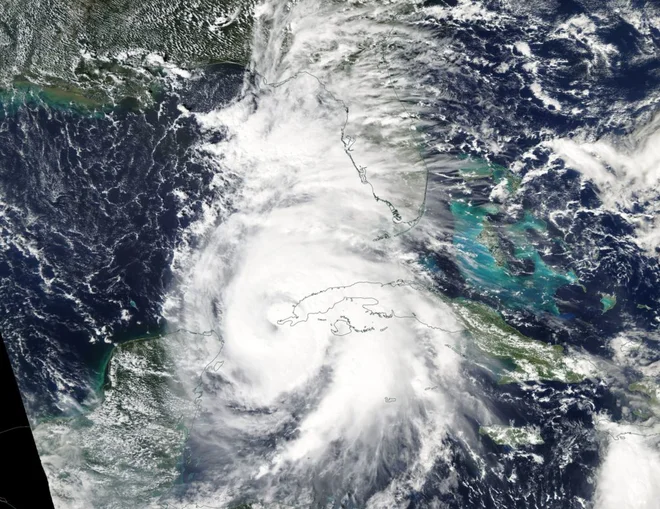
[594,419,660,509]
[163,0,469,505]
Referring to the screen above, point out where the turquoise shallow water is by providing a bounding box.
[450,200,577,314]
[600,294,617,313]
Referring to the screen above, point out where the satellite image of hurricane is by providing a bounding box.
[1,0,660,507]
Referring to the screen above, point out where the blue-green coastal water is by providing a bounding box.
[450,199,577,315]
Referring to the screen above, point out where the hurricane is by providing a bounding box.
[2,0,660,508]
[165,1,473,505]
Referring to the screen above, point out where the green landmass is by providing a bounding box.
[476,221,508,268]
[33,333,192,505]
[628,379,659,421]
[453,299,584,383]
[86,323,170,396]
[0,0,255,110]
[3,55,177,113]
[632,408,654,420]
[629,380,659,404]
[479,424,544,447]
[457,157,521,194]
